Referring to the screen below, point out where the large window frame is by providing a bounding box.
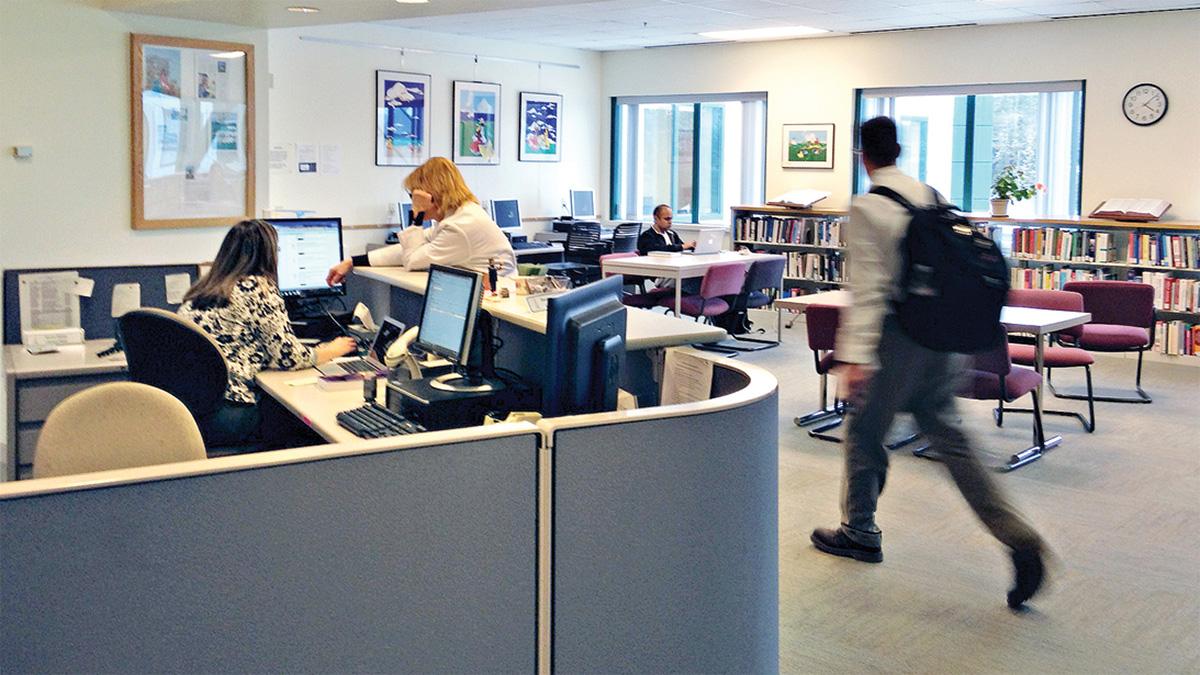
[610,92,767,224]
[853,81,1085,217]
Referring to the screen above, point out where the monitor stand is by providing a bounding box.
[428,309,505,393]
[430,371,505,393]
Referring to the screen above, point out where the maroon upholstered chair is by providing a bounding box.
[1005,289,1095,432]
[1059,280,1155,403]
[793,304,844,440]
[657,261,747,322]
[955,331,1051,471]
[600,252,669,308]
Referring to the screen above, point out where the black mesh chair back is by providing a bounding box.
[118,308,228,419]
[565,221,602,254]
[610,231,639,253]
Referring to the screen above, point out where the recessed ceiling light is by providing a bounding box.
[698,25,828,42]
[287,6,320,13]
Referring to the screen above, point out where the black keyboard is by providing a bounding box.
[337,403,426,439]
[340,359,383,374]
[512,240,551,250]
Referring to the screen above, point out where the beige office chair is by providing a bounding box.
[33,382,206,478]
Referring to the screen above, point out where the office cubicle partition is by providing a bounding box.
[0,432,539,673]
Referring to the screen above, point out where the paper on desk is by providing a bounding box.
[164,273,192,304]
[73,277,95,298]
[111,283,142,318]
[18,271,81,332]
[661,348,714,406]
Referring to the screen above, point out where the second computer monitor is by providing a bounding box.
[266,217,345,298]
[491,199,522,230]
[415,264,483,368]
[570,189,597,220]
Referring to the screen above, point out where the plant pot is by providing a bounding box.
[990,198,1010,218]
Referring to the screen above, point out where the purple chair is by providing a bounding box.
[657,261,747,322]
[793,304,844,439]
[953,332,1052,471]
[1059,280,1155,403]
[1006,289,1095,432]
[600,252,668,308]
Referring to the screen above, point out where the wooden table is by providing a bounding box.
[600,251,785,317]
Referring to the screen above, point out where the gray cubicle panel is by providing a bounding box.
[0,433,539,673]
[548,363,780,673]
[3,265,201,344]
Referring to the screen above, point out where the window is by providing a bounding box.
[612,93,766,224]
[854,81,1084,217]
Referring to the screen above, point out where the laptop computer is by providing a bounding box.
[316,317,406,377]
[684,229,724,255]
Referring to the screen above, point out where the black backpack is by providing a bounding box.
[869,186,1009,353]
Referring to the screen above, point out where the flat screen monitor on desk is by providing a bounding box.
[544,276,627,417]
[570,189,597,220]
[491,199,522,231]
[266,217,345,299]
[417,264,500,392]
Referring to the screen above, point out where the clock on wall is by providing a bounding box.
[1122,83,1168,126]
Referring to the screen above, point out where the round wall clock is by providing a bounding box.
[1123,83,1168,126]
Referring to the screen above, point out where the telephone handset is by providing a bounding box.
[385,326,422,379]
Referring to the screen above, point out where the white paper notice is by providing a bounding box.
[164,273,192,304]
[111,283,142,318]
[270,143,294,174]
[660,348,714,406]
[319,144,342,175]
[297,144,317,173]
[73,277,95,298]
[18,271,81,332]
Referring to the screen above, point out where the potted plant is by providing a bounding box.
[990,165,1043,218]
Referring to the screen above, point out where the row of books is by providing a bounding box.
[1142,272,1199,313]
[1007,228,1118,262]
[783,252,847,283]
[1154,321,1199,356]
[734,216,844,247]
[1128,233,1200,268]
[1009,267,1108,290]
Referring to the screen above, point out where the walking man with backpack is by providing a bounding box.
[810,116,1047,609]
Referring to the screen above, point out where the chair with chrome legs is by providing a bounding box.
[727,256,787,351]
[1058,280,1155,404]
[793,304,844,439]
[1005,288,1095,432]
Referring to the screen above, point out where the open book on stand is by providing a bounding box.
[1090,199,1171,221]
[767,189,830,209]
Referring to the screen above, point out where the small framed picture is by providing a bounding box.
[376,70,432,167]
[452,80,501,165]
[519,92,562,162]
[782,123,834,169]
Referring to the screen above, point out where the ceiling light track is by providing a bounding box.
[297,35,581,70]
[1049,6,1200,20]
[851,22,975,35]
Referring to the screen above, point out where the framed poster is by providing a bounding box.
[376,70,431,167]
[518,92,562,162]
[130,34,255,230]
[782,123,834,169]
[452,80,501,165]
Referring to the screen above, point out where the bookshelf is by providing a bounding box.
[731,205,851,292]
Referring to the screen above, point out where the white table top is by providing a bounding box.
[774,290,850,311]
[600,250,784,277]
[256,369,373,444]
[4,339,126,379]
[514,243,564,257]
[353,267,726,349]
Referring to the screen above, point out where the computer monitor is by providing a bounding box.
[491,199,522,231]
[544,276,627,417]
[570,189,597,220]
[416,264,500,392]
[397,202,413,228]
[266,217,345,298]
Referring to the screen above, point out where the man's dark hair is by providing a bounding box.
[859,116,901,167]
[652,203,672,218]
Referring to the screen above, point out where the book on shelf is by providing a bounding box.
[784,251,846,283]
[766,189,830,209]
[1142,272,1199,313]
[1090,198,1171,221]
[734,214,843,247]
[1128,232,1199,267]
[1153,320,1198,356]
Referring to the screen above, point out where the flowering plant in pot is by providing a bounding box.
[990,165,1043,217]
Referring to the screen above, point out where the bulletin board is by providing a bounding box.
[130,34,255,230]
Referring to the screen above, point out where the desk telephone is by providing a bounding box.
[384,326,422,379]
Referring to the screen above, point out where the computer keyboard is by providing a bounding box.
[340,359,382,373]
[512,240,551,250]
[336,403,426,439]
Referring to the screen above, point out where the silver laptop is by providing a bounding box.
[316,317,406,377]
[685,229,724,255]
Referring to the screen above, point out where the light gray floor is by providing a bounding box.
[733,313,1200,674]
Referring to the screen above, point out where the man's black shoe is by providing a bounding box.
[810,527,883,563]
[1007,548,1045,609]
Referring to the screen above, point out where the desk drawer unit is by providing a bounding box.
[13,372,128,479]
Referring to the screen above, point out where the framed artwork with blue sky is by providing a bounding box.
[376,70,431,167]
[519,91,562,162]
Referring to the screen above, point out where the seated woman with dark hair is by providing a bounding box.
[179,219,356,449]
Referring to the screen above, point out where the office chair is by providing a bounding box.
[118,308,252,454]
[657,261,747,322]
[609,222,641,253]
[1058,280,1156,403]
[564,221,608,284]
[1005,288,1095,432]
[34,382,206,478]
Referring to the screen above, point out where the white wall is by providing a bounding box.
[267,23,602,256]
[600,11,1200,219]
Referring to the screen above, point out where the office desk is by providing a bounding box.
[600,251,786,317]
[4,340,127,480]
[513,243,564,264]
[255,370,373,444]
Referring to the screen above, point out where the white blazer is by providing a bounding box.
[365,201,517,276]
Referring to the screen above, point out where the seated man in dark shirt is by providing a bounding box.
[637,204,695,255]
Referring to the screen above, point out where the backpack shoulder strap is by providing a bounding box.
[868,185,916,213]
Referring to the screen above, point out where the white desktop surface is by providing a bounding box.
[255,370,383,444]
[599,250,782,278]
[353,267,726,349]
[4,340,126,378]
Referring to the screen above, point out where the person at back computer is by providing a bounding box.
[636,204,699,293]
[327,157,516,285]
[180,220,357,449]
